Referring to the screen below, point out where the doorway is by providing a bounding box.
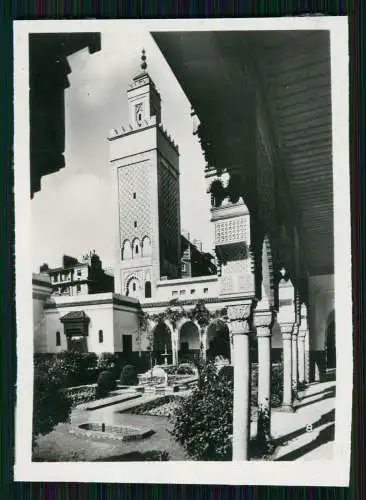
[326,319,336,369]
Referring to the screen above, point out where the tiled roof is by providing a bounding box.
[60,311,90,321]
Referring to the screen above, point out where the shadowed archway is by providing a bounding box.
[206,319,231,361]
[178,320,200,363]
[152,321,172,365]
[325,311,336,370]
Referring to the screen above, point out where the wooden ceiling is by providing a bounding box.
[153,30,333,277]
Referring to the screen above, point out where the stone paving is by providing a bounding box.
[267,379,336,461]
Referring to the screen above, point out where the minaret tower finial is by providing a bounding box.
[141,48,147,72]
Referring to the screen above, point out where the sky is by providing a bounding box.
[31,28,213,272]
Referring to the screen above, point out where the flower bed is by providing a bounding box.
[61,383,123,408]
[61,384,97,407]
[128,395,183,418]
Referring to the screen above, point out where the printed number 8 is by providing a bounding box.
[306,424,313,433]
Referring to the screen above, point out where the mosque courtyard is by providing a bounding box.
[33,372,335,462]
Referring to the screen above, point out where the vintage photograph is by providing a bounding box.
[14,18,351,485]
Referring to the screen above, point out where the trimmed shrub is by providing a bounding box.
[96,370,116,398]
[172,362,233,461]
[218,365,234,382]
[119,365,137,386]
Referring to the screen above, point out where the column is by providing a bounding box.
[172,339,176,366]
[171,326,178,366]
[254,308,274,444]
[292,324,299,396]
[298,332,306,386]
[300,304,310,384]
[305,328,310,383]
[200,326,207,362]
[280,323,293,411]
[228,304,252,461]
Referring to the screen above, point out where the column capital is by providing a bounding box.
[292,324,300,337]
[279,322,294,340]
[253,308,275,329]
[227,303,252,335]
[227,303,252,322]
[230,319,251,336]
[298,326,307,338]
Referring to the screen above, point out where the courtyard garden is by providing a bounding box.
[32,350,285,462]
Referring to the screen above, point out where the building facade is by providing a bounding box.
[40,252,114,297]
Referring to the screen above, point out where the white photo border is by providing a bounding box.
[13,17,351,486]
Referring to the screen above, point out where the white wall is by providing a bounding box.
[33,275,52,353]
[154,275,219,302]
[44,302,115,354]
[33,296,48,352]
[308,274,335,350]
[113,306,140,352]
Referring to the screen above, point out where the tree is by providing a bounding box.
[172,362,233,460]
[32,358,72,448]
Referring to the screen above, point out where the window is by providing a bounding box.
[180,290,186,296]
[132,282,136,292]
[133,192,136,199]
[56,331,61,346]
[98,330,103,343]
[77,270,81,276]
[76,284,81,293]
[172,290,178,297]
[190,289,195,295]
[182,263,186,272]
[135,245,139,254]
[203,288,208,294]
[142,236,152,257]
[145,281,152,298]
[122,240,132,260]
[134,220,137,228]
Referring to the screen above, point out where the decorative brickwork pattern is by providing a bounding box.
[118,162,153,247]
[158,161,180,277]
[220,253,253,296]
[215,216,249,246]
[122,267,153,296]
[261,235,275,306]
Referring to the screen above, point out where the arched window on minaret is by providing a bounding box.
[142,236,152,257]
[132,238,141,258]
[126,276,140,299]
[122,240,132,260]
[145,281,152,298]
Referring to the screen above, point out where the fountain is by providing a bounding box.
[162,344,172,366]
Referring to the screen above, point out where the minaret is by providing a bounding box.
[108,50,181,301]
